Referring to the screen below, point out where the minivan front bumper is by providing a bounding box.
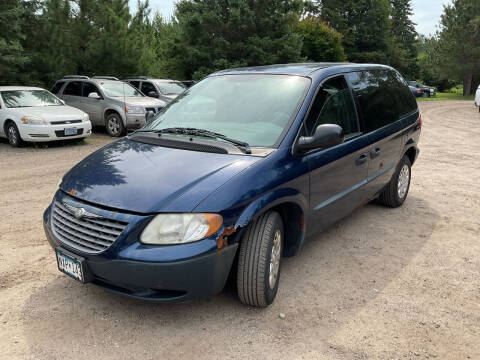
[43,194,238,302]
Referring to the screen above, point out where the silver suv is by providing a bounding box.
[51,76,167,137]
[122,77,187,103]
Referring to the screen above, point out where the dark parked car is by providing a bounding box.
[44,63,421,307]
[409,85,424,98]
[408,81,436,97]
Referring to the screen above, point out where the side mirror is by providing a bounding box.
[59,99,66,105]
[88,92,101,100]
[146,110,155,122]
[148,91,159,98]
[298,124,344,152]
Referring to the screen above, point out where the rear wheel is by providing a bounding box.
[6,122,23,147]
[237,211,283,307]
[379,155,412,208]
[105,113,125,137]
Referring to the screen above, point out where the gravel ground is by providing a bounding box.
[0,102,479,359]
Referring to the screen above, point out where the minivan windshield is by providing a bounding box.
[1,90,63,108]
[142,75,310,148]
[101,82,143,97]
[155,82,187,95]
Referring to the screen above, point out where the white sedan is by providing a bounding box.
[476,85,480,113]
[0,86,92,147]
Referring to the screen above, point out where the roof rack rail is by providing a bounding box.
[122,76,148,80]
[91,76,119,81]
[62,75,90,79]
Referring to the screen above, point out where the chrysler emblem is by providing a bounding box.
[63,202,102,220]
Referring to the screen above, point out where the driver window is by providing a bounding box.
[305,77,359,137]
[141,82,157,95]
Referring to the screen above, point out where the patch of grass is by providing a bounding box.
[417,92,475,101]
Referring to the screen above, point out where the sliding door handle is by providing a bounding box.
[355,153,368,166]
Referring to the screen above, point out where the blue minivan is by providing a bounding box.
[43,63,421,307]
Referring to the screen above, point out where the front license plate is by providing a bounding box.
[56,249,84,282]
[64,127,77,136]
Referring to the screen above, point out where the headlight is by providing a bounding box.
[82,113,90,122]
[124,105,146,114]
[140,213,223,245]
[22,116,47,125]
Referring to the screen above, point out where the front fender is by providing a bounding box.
[234,188,308,229]
[103,106,127,125]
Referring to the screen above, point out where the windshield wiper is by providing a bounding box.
[137,127,251,154]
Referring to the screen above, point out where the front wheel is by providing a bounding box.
[379,155,412,208]
[237,211,283,307]
[105,113,125,137]
[7,122,23,147]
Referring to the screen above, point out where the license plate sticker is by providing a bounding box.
[56,250,83,282]
[64,127,77,136]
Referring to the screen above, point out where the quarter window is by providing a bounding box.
[305,77,359,137]
[63,81,83,96]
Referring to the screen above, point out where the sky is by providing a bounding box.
[140,0,453,36]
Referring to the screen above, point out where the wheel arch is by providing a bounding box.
[404,145,418,166]
[233,189,307,258]
[103,107,126,126]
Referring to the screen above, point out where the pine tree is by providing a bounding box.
[435,0,480,95]
[320,0,393,64]
[390,0,418,78]
[0,0,30,85]
[173,0,305,80]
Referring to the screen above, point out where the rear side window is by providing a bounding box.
[305,76,359,137]
[63,81,82,96]
[346,70,399,132]
[51,81,65,94]
[82,82,101,97]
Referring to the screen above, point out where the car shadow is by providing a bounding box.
[21,195,438,358]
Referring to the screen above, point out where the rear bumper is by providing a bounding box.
[43,201,238,302]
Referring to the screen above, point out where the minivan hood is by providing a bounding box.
[60,138,260,213]
[8,105,85,120]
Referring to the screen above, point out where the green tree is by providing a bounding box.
[173,0,305,80]
[29,0,76,86]
[297,16,345,62]
[0,0,30,85]
[320,0,393,64]
[390,0,418,78]
[435,0,480,95]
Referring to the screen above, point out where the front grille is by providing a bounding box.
[145,107,163,114]
[55,128,84,138]
[51,120,82,125]
[51,200,128,253]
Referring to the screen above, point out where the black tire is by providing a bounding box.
[237,211,284,307]
[6,122,23,147]
[105,112,125,137]
[379,155,412,208]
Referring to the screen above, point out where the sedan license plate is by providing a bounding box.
[64,127,77,136]
[56,249,84,282]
